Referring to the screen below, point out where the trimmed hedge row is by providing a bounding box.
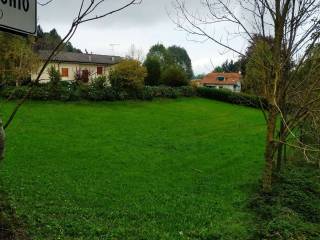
[0,83,267,110]
[0,83,198,102]
[196,87,268,109]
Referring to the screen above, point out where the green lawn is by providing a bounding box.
[0,98,265,239]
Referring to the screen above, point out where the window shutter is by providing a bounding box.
[61,68,69,77]
[97,67,103,75]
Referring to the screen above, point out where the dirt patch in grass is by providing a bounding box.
[0,187,29,240]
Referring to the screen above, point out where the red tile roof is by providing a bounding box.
[201,72,241,86]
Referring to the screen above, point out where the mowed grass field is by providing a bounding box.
[0,98,265,239]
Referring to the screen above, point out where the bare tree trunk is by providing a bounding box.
[262,107,277,193]
[276,120,286,171]
[0,118,5,162]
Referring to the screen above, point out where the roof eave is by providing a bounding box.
[40,59,117,65]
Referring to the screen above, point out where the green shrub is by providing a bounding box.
[47,66,62,99]
[0,82,81,101]
[48,66,61,85]
[0,85,196,101]
[197,87,268,109]
[31,84,51,100]
[90,76,108,89]
[0,86,28,99]
[87,86,116,101]
[104,87,117,101]
[179,86,197,97]
[161,65,188,87]
[140,86,154,100]
[58,82,81,101]
[87,76,109,101]
[87,87,106,101]
[163,87,179,98]
[110,59,147,93]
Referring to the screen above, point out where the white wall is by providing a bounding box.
[31,62,113,83]
[204,84,241,92]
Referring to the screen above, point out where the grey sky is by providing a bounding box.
[38,0,246,74]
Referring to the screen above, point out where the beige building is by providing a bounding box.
[32,51,121,83]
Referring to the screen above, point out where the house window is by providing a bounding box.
[97,66,103,75]
[61,68,69,77]
[217,76,225,81]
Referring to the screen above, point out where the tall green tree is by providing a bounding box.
[214,66,224,72]
[240,34,275,78]
[143,56,161,86]
[146,44,173,69]
[146,44,194,83]
[221,60,240,73]
[214,60,241,73]
[244,40,274,96]
[167,45,194,79]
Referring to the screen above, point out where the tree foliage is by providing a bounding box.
[145,44,194,85]
[167,45,194,79]
[213,66,224,73]
[34,25,82,53]
[143,56,161,86]
[240,35,275,82]
[244,40,274,95]
[146,44,172,69]
[161,65,188,87]
[0,32,40,86]
[48,66,61,85]
[110,59,147,92]
[214,60,241,73]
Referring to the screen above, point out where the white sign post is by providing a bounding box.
[0,0,37,36]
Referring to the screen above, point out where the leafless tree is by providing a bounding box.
[171,0,320,192]
[0,0,142,161]
[126,44,145,62]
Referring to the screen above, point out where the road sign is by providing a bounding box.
[0,0,37,36]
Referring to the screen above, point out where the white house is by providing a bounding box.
[200,72,242,92]
[32,50,121,83]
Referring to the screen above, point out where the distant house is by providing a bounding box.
[32,50,121,83]
[200,72,241,92]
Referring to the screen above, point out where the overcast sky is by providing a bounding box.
[37,0,247,75]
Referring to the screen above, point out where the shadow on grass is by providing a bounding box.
[0,183,29,240]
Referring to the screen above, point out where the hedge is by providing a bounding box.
[0,83,268,109]
[197,87,268,109]
[0,83,198,102]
